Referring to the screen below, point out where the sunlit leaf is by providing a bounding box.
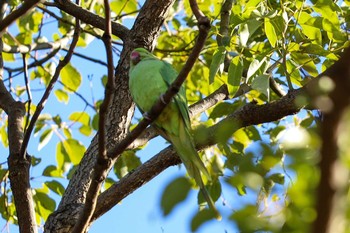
[227,56,243,97]
[42,165,64,178]
[61,63,82,92]
[114,151,141,178]
[251,74,270,100]
[38,128,53,151]
[54,89,69,104]
[209,46,225,84]
[45,180,65,196]
[62,139,85,165]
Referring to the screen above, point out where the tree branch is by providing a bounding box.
[71,0,115,231]
[2,32,74,54]
[0,4,38,232]
[52,0,129,41]
[0,0,42,36]
[311,46,350,233]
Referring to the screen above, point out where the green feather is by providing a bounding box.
[129,48,221,220]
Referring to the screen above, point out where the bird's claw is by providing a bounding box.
[160,94,167,105]
[143,112,152,121]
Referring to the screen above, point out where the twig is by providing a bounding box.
[71,0,115,231]
[22,54,32,132]
[0,0,42,36]
[57,80,96,111]
[20,10,81,159]
[4,48,60,73]
[62,48,108,67]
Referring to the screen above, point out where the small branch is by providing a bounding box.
[20,14,81,159]
[0,0,42,36]
[2,31,74,53]
[22,54,32,132]
[4,48,60,73]
[62,48,108,67]
[71,0,115,231]
[52,0,129,41]
[58,80,96,111]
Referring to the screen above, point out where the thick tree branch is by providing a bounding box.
[0,0,42,36]
[311,46,350,233]
[0,4,38,232]
[71,0,115,231]
[52,0,129,41]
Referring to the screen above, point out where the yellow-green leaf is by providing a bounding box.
[61,63,82,92]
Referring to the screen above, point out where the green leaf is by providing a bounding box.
[45,180,65,196]
[79,125,92,136]
[42,165,64,178]
[251,74,270,100]
[209,46,225,84]
[34,191,56,220]
[56,141,70,172]
[198,181,221,206]
[239,19,262,46]
[300,24,322,45]
[62,139,85,165]
[61,63,82,92]
[92,114,99,130]
[209,102,243,120]
[161,177,191,216]
[54,89,69,104]
[114,151,141,178]
[264,17,277,47]
[69,111,90,125]
[31,156,42,166]
[0,125,8,148]
[246,57,267,81]
[191,209,218,232]
[268,173,285,185]
[38,128,53,151]
[227,56,243,97]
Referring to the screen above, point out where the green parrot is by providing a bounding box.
[128,48,221,220]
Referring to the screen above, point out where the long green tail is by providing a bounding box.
[168,121,221,220]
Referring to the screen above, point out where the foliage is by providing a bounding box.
[0,0,350,232]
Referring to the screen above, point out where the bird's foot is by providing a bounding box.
[143,112,152,121]
[160,94,167,105]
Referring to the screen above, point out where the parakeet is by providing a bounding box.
[128,48,221,220]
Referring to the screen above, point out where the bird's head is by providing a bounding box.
[130,48,155,66]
